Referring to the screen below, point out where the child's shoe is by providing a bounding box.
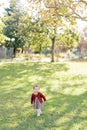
[39,110,42,114]
[37,113,40,117]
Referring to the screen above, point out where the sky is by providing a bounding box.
[0,0,10,17]
[0,0,87,32]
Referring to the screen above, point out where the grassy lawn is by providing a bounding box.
[0,61,87,130]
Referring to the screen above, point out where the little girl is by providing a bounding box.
[31,85,46,116]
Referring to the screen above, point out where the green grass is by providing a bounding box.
[0,61,87,130]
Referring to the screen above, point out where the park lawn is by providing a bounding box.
[0,61,87,130]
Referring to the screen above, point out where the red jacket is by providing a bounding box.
[31,92,46,104]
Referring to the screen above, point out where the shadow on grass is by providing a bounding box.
[0,62,87,130]
[19,91,87,130]
[0,62,69,93]
[44,91,87,130]
[8,91,87,130]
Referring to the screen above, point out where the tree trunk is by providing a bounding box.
[51,37,55,62]
[40,43,42,54]
[21,47,24,53]
[13,47,17,58]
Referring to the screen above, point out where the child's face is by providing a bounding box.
[34,86,39,93]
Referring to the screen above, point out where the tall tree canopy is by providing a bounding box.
[27,0,84,61]
[3,0,30,56]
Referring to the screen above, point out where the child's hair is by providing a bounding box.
[33,85,39,89]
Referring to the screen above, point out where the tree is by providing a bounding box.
[57,29,81,48]
[3,0,29,57]
[28,0,87,62]
[39,2,76,61]
[27,19,50,53]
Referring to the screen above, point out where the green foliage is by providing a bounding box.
[56,29,81,48]
[0,22,7,45]
[3,0,29,49]
[1,0,86,60]
[26,19,51,52]
[34,0,82,61]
